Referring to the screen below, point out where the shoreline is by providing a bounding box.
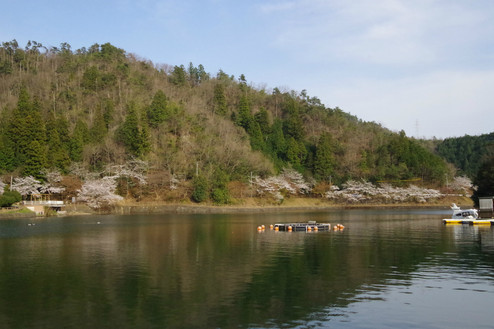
[0,196,472,219]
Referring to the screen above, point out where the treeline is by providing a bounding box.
[435,133,494,178]
[0,39,451,202]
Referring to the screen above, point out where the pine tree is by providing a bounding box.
[213,84,227,116]
[117,103,148,157]
[147,90,168,127]
[69,119,89,162]
[7,87,46,166]
[314,133,334,181]
[236,95,252,129]
[90,107,107,143]
[23,140,46,179]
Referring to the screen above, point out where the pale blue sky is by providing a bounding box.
[2,0,494,139]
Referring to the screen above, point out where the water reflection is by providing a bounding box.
[0,210,492,328]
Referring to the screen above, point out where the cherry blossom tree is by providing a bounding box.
[253,168,313,201]
[77,177,123,208]
[325,180,443,203]
[10,174,66,197]
[11,176,43,196]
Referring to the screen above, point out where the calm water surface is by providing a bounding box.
[0,209,493,328]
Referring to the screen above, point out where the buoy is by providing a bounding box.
[257,226,262,231]
[275,226,279,231]
[270,224,274,230]
[261,225,265,230]
[288,226,292,232]
[314,226,318,232]
[307,226,312,232]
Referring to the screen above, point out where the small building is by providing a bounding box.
[22,194,65,215]
[479,197,494,218]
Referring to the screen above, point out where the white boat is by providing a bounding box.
[442,203,494,225]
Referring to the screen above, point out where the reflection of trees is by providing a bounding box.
[0,213,487,328]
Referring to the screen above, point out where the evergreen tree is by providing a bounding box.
[0,134,15,171]
[282,98,304,141]
[285,137,307,169]
[117,103,148,157]
[236,95,252,129]
[314,133,334,181]
[213,84,227,116]
[7,87,46,166]
[147,90,168,127]
[254,107,270,135]
[23,140,46,179]
[69,119,89,162]
[47,128,70,171]
[170,65,187,86]
[267,120,286,160]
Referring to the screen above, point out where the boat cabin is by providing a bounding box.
[450,203,478,219]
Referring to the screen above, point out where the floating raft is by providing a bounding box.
[273,221,332,232]
[442,218,494,225]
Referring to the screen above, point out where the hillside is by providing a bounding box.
[0,40,453,206]
[434,133,494,178]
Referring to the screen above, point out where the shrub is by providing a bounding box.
[211,187,230,205]
[0,190,22,207]
[191,176,209,203]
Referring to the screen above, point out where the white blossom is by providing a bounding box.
[253,168,312,197]
[11,175,66,197]
[325,180,443,203]
[449,176,473,195]
[11,176,43,196]
[77,177,123,208]
[104,159,148,185]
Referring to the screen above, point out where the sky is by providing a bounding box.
[2,0,494,139]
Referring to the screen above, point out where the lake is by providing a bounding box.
[0,208,493,328]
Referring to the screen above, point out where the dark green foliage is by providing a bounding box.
[211,188,230,204]
[314,133,335,181]
[254,107,270,135]
[375,131,448,183]
[46,124,70,171]
[147,90,168,127]
[213,84,228,115]
[436,133,494,178]
[282,97,305,141]
[0,190,22,207]
[191,175,209,203]
[211,168,230,204]
[170,65,187,86]
[81,66,101,91]
[116,103,149,157]
[7,87,46,166]
[471,156,494,207]
[235,95,252,129]
[69,120,89,162]
[285,137,307,170]
[23,140,46,179]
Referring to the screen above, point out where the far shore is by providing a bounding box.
[0,196,473,219]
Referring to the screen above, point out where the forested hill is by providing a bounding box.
[0,40,451,203]
[435,133,494,178]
